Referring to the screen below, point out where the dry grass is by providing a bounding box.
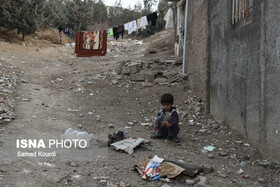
[33,29,74,45]
[0,27,74,45]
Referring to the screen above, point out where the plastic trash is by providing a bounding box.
[60,128,94,148]
[142,155,164,180]
[203,146,216,152]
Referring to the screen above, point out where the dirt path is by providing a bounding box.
[0,33,279,187]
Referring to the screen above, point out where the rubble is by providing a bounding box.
[117,56,184,84]
[0,57,18,124]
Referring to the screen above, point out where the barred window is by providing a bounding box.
[232,0,253,28]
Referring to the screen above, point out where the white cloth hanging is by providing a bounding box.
[140,16,148,29]
[164,8,174,30]
[128,20,137,34]
[124,23,129,31]
[137,18,142,29]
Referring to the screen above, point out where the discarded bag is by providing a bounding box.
[60,128,94,148]
[108,131,129,145]
[110,138,145,154]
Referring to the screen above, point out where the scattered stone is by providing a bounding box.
[208,154,214,159]
[68,162,79,167]
[154,78,168,84]
[130,73,145,81]
[258,178,265,183]
[144,72,155,82]
[185,179,196,185]
[128,64,140,74]
[201,164,214,174]
[100,180,107,184]
[108,124,115,128]
[141,123,152,126]
[219,151,227,156]
[258,160,270,167]
[127,122,134,126]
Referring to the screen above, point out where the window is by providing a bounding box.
[232,0,253,28]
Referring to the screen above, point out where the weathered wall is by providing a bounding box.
[185,0,210,108]
[209,0,280,161]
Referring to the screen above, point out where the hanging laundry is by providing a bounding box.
[113,27,118,39]
[127,20,137,34]
[108,28,114,36]
[164,8,174,29]
[113,26,124,40]
[140,16,148,29]
[124,23,129,31]
[116,25,124,40]
[137,18,142,29]
[75,30,107,57]
[147,12,158,27]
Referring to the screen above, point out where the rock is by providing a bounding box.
[122,66,130,75]
[127,122,134,126]
[163,70,177,79]
[144,72,154,83]
[185,179,196,185]
[117,61,125,74]
[208,154,214,159]
[258,160,270,167]
[178,160,185,164]
[154,78,168,84]
[108,124,115,128]
[219,151,227,156]
[69,162,79,167]
[130,73,145,81]
[128,64,140,74]
[201,164,214,174]
[151,64,167,71]
[258,178,265,183]
[141,123,152,126]
[100,180,107,184]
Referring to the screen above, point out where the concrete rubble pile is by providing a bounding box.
[0,57,18,124]
[117,56,187,84]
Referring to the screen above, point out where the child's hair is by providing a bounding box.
[161,94,174,104]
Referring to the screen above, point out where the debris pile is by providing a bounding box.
[0,57,18,124]
[117,56,187,84]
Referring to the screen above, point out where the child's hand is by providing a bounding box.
[163,120,171,127]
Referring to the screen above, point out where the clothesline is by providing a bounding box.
[74,8,174,57]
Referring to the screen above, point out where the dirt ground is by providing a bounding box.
[0,31,279,187]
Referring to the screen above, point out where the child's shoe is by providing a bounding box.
[151,134,165,139]
[172,136,180,143]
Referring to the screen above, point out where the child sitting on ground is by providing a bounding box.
[151,93,180,143]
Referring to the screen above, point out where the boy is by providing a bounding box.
[151,94,180,143]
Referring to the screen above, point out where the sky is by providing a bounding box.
[103,0,158,9]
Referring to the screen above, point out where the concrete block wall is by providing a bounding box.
[209,0,280,161]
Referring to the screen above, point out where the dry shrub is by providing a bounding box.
[33,29,74,45]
